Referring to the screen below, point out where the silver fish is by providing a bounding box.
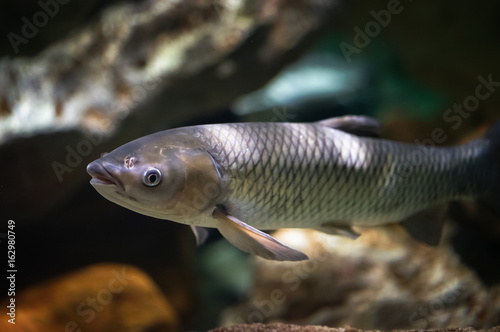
[86,116,500,261]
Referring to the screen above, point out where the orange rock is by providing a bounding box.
[0,263,179,332]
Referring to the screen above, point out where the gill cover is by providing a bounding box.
[169,148,223,219]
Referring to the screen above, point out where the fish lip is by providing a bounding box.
[87,161,124,190]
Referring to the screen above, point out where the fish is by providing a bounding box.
[86,115,500,261]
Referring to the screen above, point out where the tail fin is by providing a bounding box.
[482,120,500,213]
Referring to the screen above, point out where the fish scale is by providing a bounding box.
[198,122,490,229]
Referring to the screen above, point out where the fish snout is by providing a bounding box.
[87,161,121,188]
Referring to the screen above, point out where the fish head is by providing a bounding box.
[86,131,222,223]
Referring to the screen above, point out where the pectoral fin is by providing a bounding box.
[190,225,210,246]
[212,206,308,261]
[317,222,360,239]
[400,204,447,246]
[317,115,382,138]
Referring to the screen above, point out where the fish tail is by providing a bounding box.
[482,120,500,212]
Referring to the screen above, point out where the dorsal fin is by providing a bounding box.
[317,115,382,138]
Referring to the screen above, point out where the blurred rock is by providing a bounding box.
[0,1,103,57]
[0,263,178,332]
[210,323,500,332]
[220,226,500,330]
[0,0,348,219]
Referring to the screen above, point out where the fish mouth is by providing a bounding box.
[87,161,123,190]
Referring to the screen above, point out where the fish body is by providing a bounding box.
[198,122,489,227]
[87,116,500,261]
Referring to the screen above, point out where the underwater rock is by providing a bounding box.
[220,226,500,330]
[0,0,347,219]
[0,263,179,332]
[210,323,500,332]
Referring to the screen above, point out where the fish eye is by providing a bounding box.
[142,168,162,187]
